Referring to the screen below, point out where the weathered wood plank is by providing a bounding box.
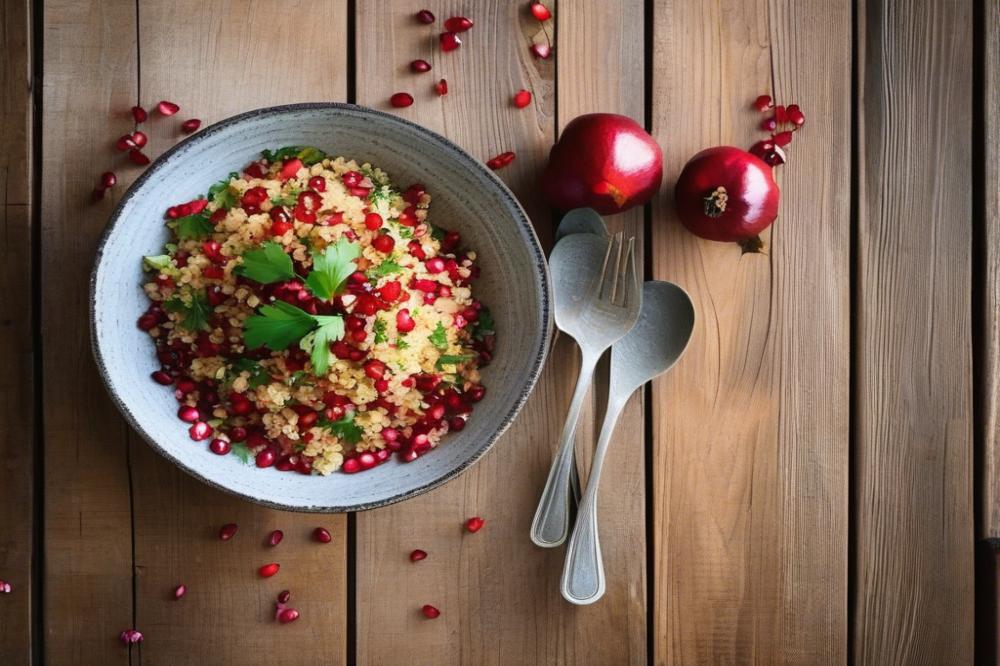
[854,0,974,661]
[649,0,850,662]
[127,1,349,663]
[42,0,137,662]
[0,0,34,661]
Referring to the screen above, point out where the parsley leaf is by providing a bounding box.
[207,173,239,209]
[227,358,271,389]
[175,213,215,240]
[372,317,388,344]
[163,291,211,332]
[395,337,409,350]
[430,225,445,241]
[297,147,327,165]
[270,189,300,207]
[230,442,253,465]
[261,146,327,166]
[428,321,448,351]
[289,370,311,386]
[235,241,296,284]
[305,237,360,300]
[319,410,363,445]
[243,301,318,351]
[143,254,173,272]
[304,315,346,375]
[435,353,475,370]
[367,259,404,279]
[472,308,496,340]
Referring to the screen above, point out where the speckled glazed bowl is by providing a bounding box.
[91,103,551,512]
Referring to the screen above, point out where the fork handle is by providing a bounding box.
[530,349,600,548]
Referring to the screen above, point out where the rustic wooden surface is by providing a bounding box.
[1,0,997,663]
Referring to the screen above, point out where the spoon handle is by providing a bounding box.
[560,393,627,604]
[531,349,600,548]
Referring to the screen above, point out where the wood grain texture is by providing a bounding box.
[353,2,643,664]
[42,1,138,662]
[0,0,34,661]
[854,0,974,662]
[983,0,1000,540]
[126,2,349,663]
[649,0,850,662]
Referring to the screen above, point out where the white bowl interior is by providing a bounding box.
[92,104,550,511]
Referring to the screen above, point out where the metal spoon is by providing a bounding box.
[560,280,695,604]
[531,232,641,548]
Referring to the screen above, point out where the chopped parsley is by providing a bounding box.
[435,353,475,370]
[261,146,327,166]
[305,238,359,300]
[367,258,404,279]
[472,308,496,340]
[270,190,299,207]
[226,358,271,389]
[230,442,253,465]
[372,317,388,344]
[428,321,448,351]
[235,241,296,284]
[163,291,210,332]
[174,213,215,240]
[143,254,173,272]
[207,172,239,209]
[319,410,363,445]
[395,337,409,350]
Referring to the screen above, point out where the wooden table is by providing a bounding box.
[2,0,997,663]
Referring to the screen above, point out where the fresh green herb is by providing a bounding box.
[230,442,253,465]
[289,370,312,386]
[235,241,296,284]
[301,315,346,375]
[396,337,410,350]
[319,410,363,444]
[243,301,345,375]
[270,190,300,207]
[428,321,448,351]
[227,358,271,389]
[372,317,388,344]
[435,353,475,370]
[143,254,173,272]
[367,259,405,279]
[164,242,178,254]
[207,172,239,209]
[430,225,445,241]
[163,291,211,332]
[472,308,496,340]
[305,237,360,300]
[261,146,327,166]
[174,213,215,240]
[392,223,414,239]
[297,147,327,165]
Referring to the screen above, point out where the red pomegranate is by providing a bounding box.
[541,113,663,215]
[673,146,780,243]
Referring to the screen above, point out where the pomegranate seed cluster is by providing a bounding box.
[138,148,495,475]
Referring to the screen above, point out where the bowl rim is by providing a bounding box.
[90,102,552,513]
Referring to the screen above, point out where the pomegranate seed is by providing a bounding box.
[465,516,485,533]
[173,584,186,599]
[390,92,414,108]
[362,212,382,231]
[444,16,473,32]
[425,257,445,273]
[115,134,136,151]
[773,130,794,147]
[787,104,806,127]
[421,604,441,619]
[486,151,515,170]
[753,94,773,112]
[131,130,147,147]
[435,78,448,96]
[181,118,201,133]
[256,449,276,468]
[308,175,327,193]
[128,149,150,166]
[157,100,180,116]
[342,171,363,187]
[277,590,291,604]
[100,171,117,189]
[410,59,432,73]
[131,105,147,123]
[530,3,551,20]
[209,438,230,455]
[468,385,486,401]
[372,234,394,254]
[151,370,172,385]
[415,8,435,23]
[760,117,777,132]
[396,309,416,333]
[439,32,461,52]
[364,359,387,380]
[342,458,361,474]
[530,43,552,59]
[91,187,105,202]
[358,452,377,470]
[513,89,532,108]
[449,416,466,431]
[278,608,300,624]
[313,527,332,543]
[773,105,787,124]
[409,549,427,562]
[119,629,144,644]
[258,562,280,578]
[219,523,238,541]
[176,406,199,423]
[268,530,284,547]
[189,421,212,441]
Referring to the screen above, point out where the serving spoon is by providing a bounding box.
[560,280,695,604]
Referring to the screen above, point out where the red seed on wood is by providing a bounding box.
[268,529,284,547]
[530,3,551,21]
[181,118,201,133]
[415,9,435,24]
[131,105,147,123]
[530,43,552,59]
[131,130,148,147]
[439,32,461,52]
[100,171,117,189]
[156,100,180,116]
[421,604,441,619]
[258,562,280,578]
[409,549,427,562]
[465,516,485,533]
[443,16,473,32]
[219,523,238,541]
[410,59,432,73]
[513,89,532,108]
[128,149,150,166]
[390,92,414,108]
[277,608,299,623]
[313,527,332,543]
[485,152,515,170]
[173,584,186,599]
[435,79,449,96]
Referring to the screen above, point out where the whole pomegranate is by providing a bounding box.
[673,146,780,243]
[541,113,663,215]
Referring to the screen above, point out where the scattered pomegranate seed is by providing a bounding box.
[421,604,441,619]
[753,94,773,112]
[219,523,238,541]
[313,527,332,543]
[773,105,787,124]
[530,43,552,59]
[410,59,432,73]
[444,16,473,32]
[100,171,117,189]
[486,151,515,170]
[258,562,280,578]
[115,134,136,151]
[209,438,230,455]
[131,105,147,123]
[760,117,777,132]
[415,8,435,24]
[465,516,485,533]
[173,584,186,600]
[786,104,805,127]
[91,187,105,202]
[439,32,461,52]
[128,149,150,166]
[390,92,414,108]
[278,608,300,624]
[513,89,532,108]
[0,580,11,594]
[268,530,284,547]
[156,100,180,116]
[277,590,291,604]
[435,79,448,96]
[749,139,786,167]
[130,130,147,148]
[773,130,794,147]
[409,549,427,562]
[181,118,202,134]
[530,3,552,20]
[119,629,143,644]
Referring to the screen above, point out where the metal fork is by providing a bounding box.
[531,232,641,548]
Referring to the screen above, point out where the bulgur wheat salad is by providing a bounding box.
[138,146,495,475]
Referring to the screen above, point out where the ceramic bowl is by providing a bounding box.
[91,103,551,512]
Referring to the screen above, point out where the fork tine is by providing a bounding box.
[599,232,624,301]
[619,236,636,307]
